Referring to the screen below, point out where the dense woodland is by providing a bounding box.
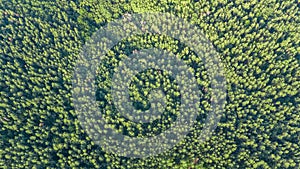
[0,0,299,168]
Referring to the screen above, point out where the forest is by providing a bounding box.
[0,0,299,168]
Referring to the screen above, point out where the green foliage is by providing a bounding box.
[0,0,299,168]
